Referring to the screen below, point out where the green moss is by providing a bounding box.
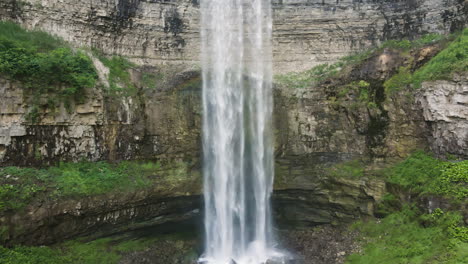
[0,160,195,213]
[141,72,164,90]
[274,54,370,89]
[348,206,468,264]
[384,66,413,94]
[329,80,377,110]
[386,151,468,200]
[0,22,98,122]
[327,160,365,179]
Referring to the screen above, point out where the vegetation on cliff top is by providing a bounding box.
[0,21,98,121]
[277,29,467,94]
[385,28,468,93]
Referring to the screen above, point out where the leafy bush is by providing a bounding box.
[0,21,98,121]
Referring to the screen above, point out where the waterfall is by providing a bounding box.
[200,0,282,263]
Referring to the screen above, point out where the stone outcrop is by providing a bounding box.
[417,75,468,158]
[0,0,465,73]
[274,157,386,227]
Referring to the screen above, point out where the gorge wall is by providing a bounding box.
[0,0,467,245]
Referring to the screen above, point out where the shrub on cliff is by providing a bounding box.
[0,21,98,121]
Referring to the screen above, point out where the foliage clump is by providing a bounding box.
[0,21,98,121]
[386,151,468,200]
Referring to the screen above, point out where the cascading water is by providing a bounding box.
[200,0,283,263]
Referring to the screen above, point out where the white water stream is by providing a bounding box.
[200,0,283,263]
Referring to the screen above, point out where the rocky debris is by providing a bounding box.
[117,225,360,264]
[118,238,198,264]
[278,225,361,264]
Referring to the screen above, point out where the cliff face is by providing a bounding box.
[0,0,467,245]
[417,75,468,158]
[0,66,202,166]
[0,0,465,73]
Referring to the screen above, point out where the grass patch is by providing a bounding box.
[91,48,136,97]
[275,53,371,89]
[0,21,98,121]
[386,151,468,200]
[384,28,467,93]
[0,160,195,213]
[347,206,468,264]
[0,228,197,264]
[412,28,468,88]
[275,32,448,90]
[0,235,168,264]
[327,160,365,179]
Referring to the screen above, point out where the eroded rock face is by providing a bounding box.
[0,66,202,166]
[0,0,465,73]
[273,157,386,227]
[417,75,468,158]
[0,165,202,246]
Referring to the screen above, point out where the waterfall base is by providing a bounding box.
[198,242,290,264]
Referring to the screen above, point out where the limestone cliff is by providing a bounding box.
[0,66,202,166]
[0,0,465,73]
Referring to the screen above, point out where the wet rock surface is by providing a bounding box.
[279,225,361,264]
[117,225,360,264]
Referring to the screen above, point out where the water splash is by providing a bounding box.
[200,0,283,263]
